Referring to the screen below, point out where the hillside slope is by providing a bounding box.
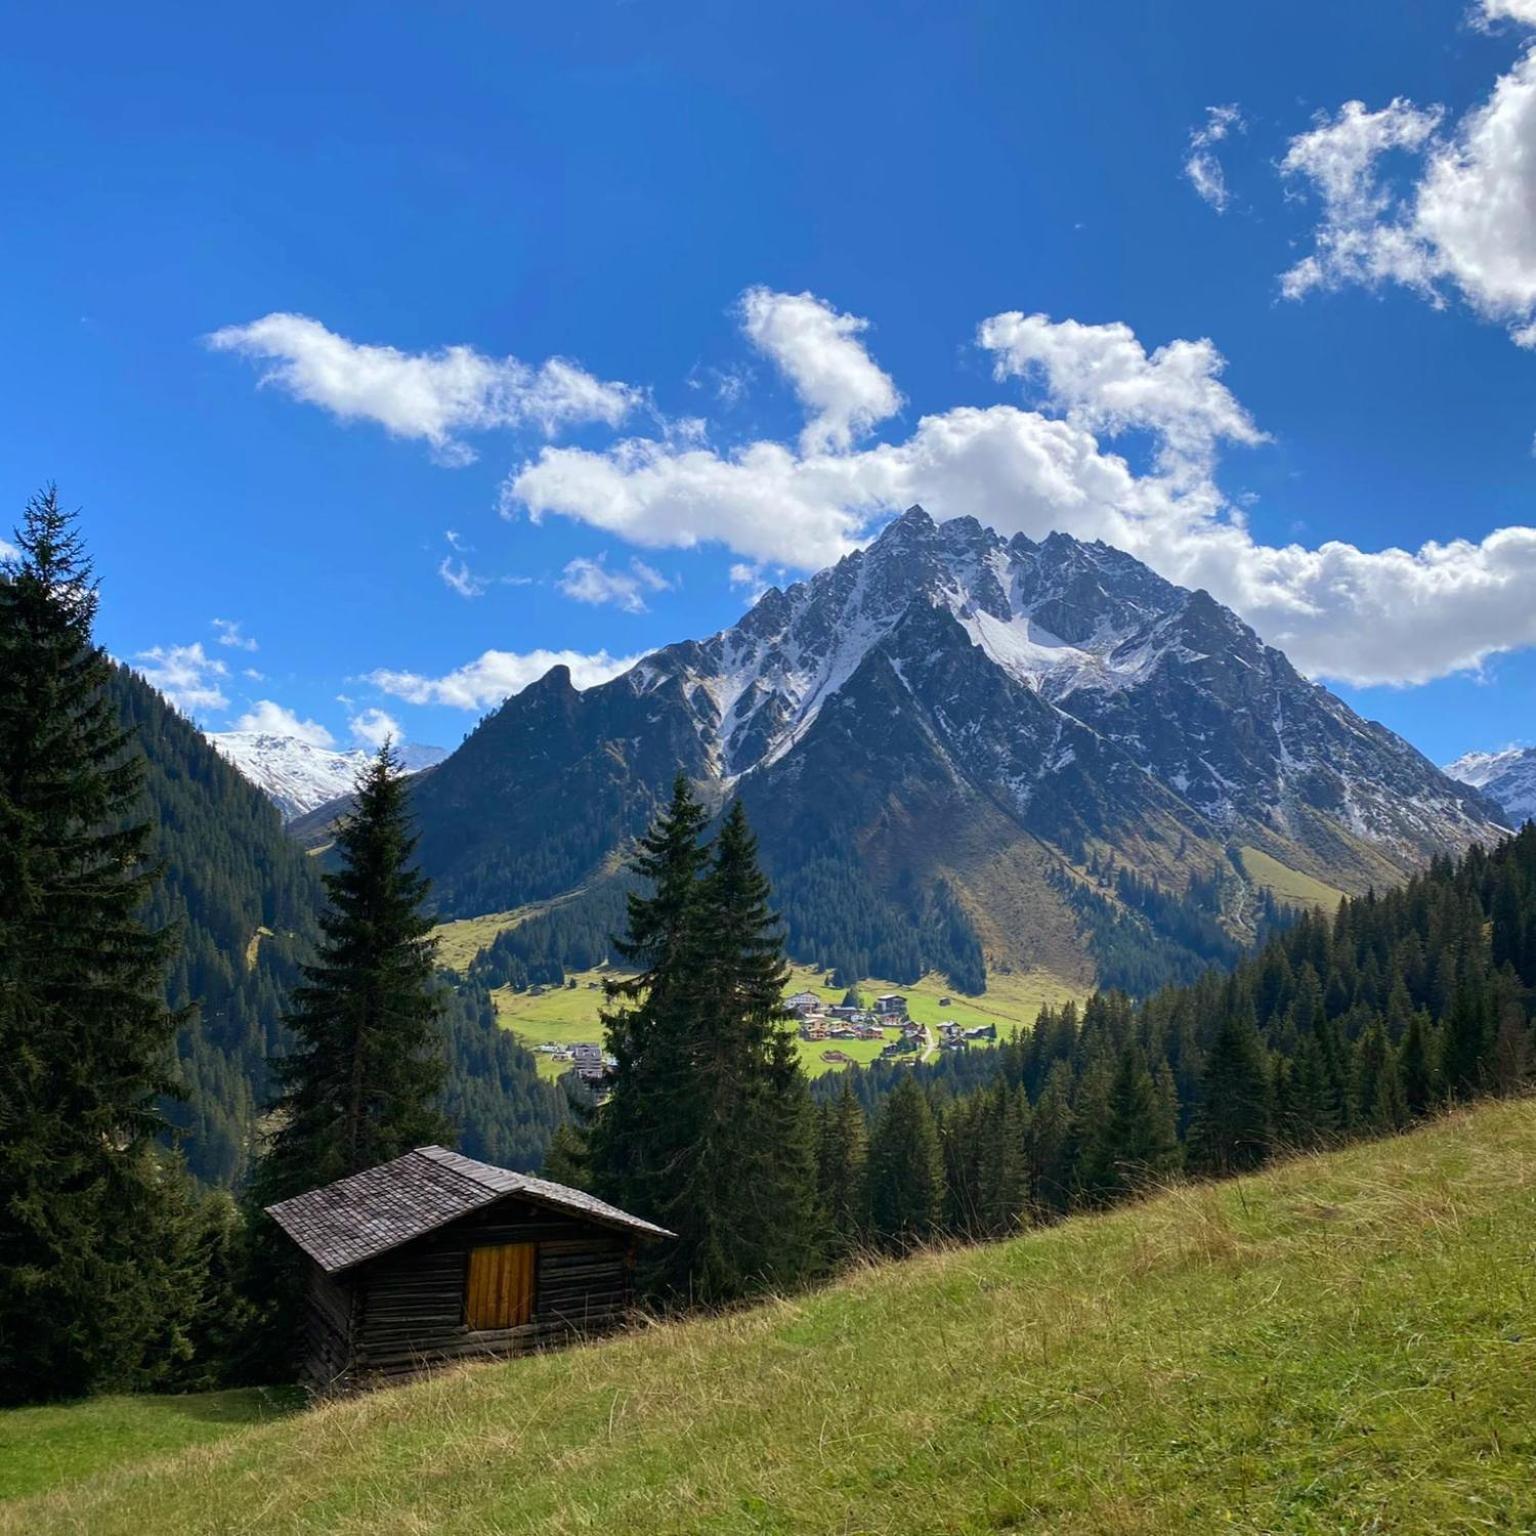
[8,1099,1534,1534]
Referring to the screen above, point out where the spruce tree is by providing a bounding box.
[696,801,820,1293]
[1189,1006,1271,1175]
[864,1075,944,1250]
[816,1078,869,1257]
[0,488,194,1401]
[588,778,712,1297]
[1399,1010,1439,1117]
[1079,1043,1180,1204]
[253,744,449,1205]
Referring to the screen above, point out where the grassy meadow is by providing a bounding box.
[1237,846,1347,911]
[5,1098,1533,1533]
[489,963,1084,1080]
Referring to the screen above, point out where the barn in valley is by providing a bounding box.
[266,1145,672,1391]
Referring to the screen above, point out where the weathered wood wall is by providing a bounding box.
[303,1196,637,1390]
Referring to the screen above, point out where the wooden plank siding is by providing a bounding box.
[306,1195,639,1390]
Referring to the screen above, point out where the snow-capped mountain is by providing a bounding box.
[1445,746,1536,826]
[405,507,1507,985]
[208,732,446,822]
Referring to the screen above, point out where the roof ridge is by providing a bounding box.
[411,1144,522,1197]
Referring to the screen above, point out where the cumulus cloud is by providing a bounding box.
[134,642,229,713]
[349,706,401,749]
[1184,103,1244,212]
[365,648,640,709]
[977,311,1267,480]
[505,299,1536,688]
[1281,10,1536,343]
[206,313,640,463]
[230,698,336,747]
[211,617,258,651]
[739,287,903,452]
[557,554,671,613]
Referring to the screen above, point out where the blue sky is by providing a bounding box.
[4,0,1536,764]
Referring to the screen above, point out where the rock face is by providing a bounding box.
[207,732,445,821]
[406,507,1508,985]
[1446,747,1536,828]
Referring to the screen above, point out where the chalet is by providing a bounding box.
[266,1145,671,1393]
[785,990,822,1014]
[874,994,908,1014]
[571,1043,603,1066]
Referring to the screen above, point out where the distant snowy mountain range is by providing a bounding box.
[206,731,447,821]
[1445,747,1536,827]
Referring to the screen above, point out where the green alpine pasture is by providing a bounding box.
[6,1098,1533,1534]
[490,963,1084,1079]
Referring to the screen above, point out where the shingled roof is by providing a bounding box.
[266,1145,672,1273]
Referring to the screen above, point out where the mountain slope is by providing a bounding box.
[110,667,560,1184]
[409,508,1506,990]
[207,731,445,821]
[1447,745,1536,826]
[11,1098,1534,1532]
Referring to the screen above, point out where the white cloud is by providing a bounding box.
[211,616,258,651]
[134,642,229,713]
[1184,103,1244,212]
[0,537,18,562]
[349,706,400,750]
[229,699,336,746]
[1281,16,1536,343]
[365,648,640,709]
[438,556,488,598]
[557,554,671,613]
[739,287,903,453]
[977,311,1267,481]
[1480,0,1536,28]
[505,301,1536,688]
[206,312,641,463]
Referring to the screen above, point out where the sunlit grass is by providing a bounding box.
[9,1101,1533,1533]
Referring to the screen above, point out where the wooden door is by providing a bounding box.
[465,1242,536,1330]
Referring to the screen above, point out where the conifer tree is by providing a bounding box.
[0,488,195,1401]
[1398,1010,1439,1117]
[253,744,449,1205]
[1079,1043,1180,1204]
[1189,1006,1271,1175]
[589,776,711,1244]
[697,801,821,1292]
[816,1077,869,1257]
[864,1075,944,1250]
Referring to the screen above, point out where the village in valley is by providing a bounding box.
[783,986,996,1068]
[509,970,1010,1085]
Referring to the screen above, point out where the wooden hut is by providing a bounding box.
[265,1144,672,1391]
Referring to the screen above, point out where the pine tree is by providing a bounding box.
[0,488,195,1402]
[695,801,821,1293]
[1079,1043,1180,1204]
[864,1075,944,1251]
[1189,1006,1271,1175]
[1349,1017,1402,1134]
[589,777,710,1236]
[253,745,449,1205]
[1399,1010,1439,1117]
[815,1078,868,1257]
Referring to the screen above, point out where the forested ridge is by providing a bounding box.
[812,824,1536,1248]
[112,658,564,1185]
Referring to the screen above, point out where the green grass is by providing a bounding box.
[0,1388,301,1503]
[1238,846,1347,911]
[10,1101,1534,1533]
[494,964,1083,1079]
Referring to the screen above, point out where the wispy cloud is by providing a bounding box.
[557,553,672,613]
[1183,103,1245,212]
[211,617,259,651]
[366,648,639,709]
[134,642,229,713]
[206,312,642,464]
